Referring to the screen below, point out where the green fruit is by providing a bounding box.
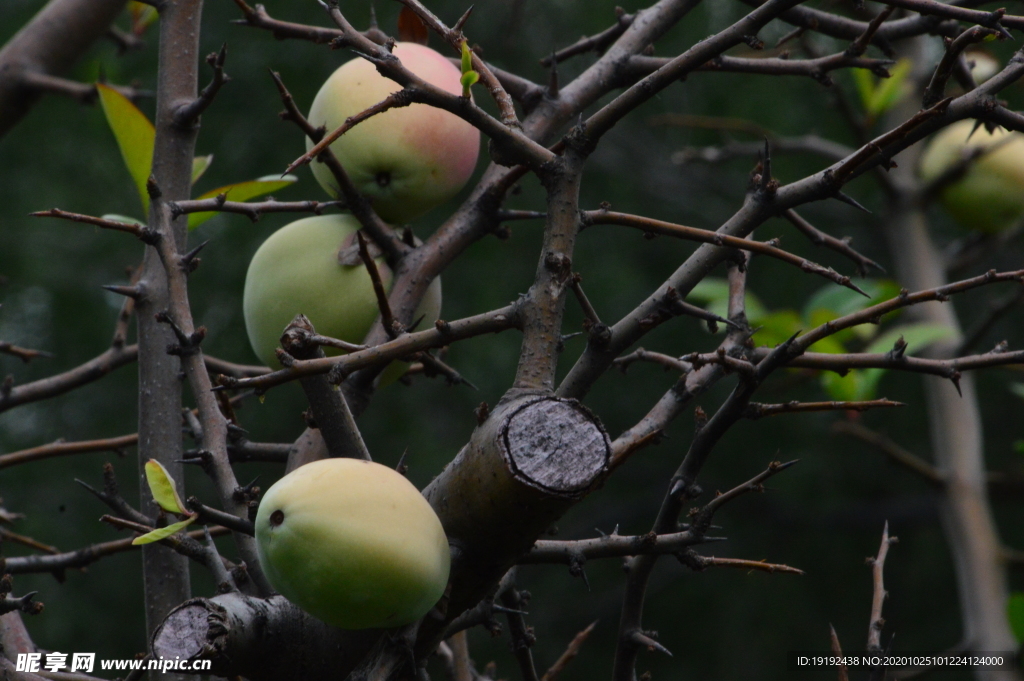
[242,214,441,371]
[307,42,480,223]
[255,458,450,630]
[919,119,1024,234]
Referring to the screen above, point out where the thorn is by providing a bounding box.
[833,191,871,213]
[453,5,474,33]
[950,371,963,396]
[396,449,408,476]
[102,284,142,299]
[180,239,209,273]
[629,630,673,657]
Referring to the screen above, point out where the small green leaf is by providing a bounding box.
[751,310,803,348]
[689,278,769,324]
[1009,593,1024,643]
[187,175,298,230]
[144,459,187,514]
[865,59,912,118]
[852,67,875,113]
[131,514,197,545]
[97,83,155,214]
[461,70,479,98]
[192,155,214,186]
[100,214,144,227]
[865,322,953,355]
[460,40,473,75]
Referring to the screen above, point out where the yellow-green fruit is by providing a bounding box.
[242,214,441,370]
[918,120,1024,234]
[255,458,450,630]
[307,42,480,223]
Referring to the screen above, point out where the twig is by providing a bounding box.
[0,341,52,363]
[0,433,137,469]
[582,209,868,296]
[173,44,229,128]
[831,421,945,486]
[540,621,598,681]
[0,344,138,414]
[676,551,804,575]
[867,522,897,653]
[744,398,904,418]
[783,209,884,276]
[169,197,345,221]
[830,624,850,681]
[30,208,158,243]
[214,305,518,393]
[541,9,634,66]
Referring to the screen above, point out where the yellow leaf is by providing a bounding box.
[131,515,198,545]
[97,83,155,215]
[187,175,298,230]
[144,459,187,514]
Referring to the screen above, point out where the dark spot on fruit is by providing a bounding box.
[270,510,285,527]
[376,171,391,188]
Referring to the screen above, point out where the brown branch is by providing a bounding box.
[0,433,137,470]
[19,71,150,104]
[582,209,868,296]
[169,197,345,221]
[541,8,635,66]
[229,0,345,43]
[540,621,599,681]
[0,342,52,363]
[392,0,520,128]
[627,50,894,86]
[830,625,850,681]
[923,26,1003,108]
[831,420,945,486]
[0,343,138,414]
[783,209,884,276]
[0,527,59,555]
[30,208,159,243]
[867,522,897,652]
[0,0,130,137]
[215,305,519,393]
[173,44,229,128]
[677,552,805,575]
[744,399,904,418]
[270,70,405,262]
[519,529,710,564]
[3,526,231,576]
[202,354,271,378]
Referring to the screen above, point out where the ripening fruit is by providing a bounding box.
[255,458,450,630]
[242,213,441,368]
[307,42,480,223]
[918,119,1024,234]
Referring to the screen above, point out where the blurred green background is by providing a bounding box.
[1,0,1022,679]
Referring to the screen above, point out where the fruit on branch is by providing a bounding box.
[307,42,480,223]
[255,458,451,630]
[243,214,441,368]
[918,119,1024,234]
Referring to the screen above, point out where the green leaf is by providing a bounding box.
[131,514,197,545]
[144,459,187,514]
[865,58,912,118]
[97,83,155,214]
[460,70,479,97]
[852,67,875,113]
[689,278,769,324]
[192,155,214,185]
[821,368,885,402]
[460,40,473,74]
[865,322,953,355]
[751,310,803,348]
[100,214,144,227]
[1009,383,1024,400]
[187,175,298,230]
[1009,593,1024,643]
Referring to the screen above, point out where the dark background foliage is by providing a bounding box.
[1,1,1022,678]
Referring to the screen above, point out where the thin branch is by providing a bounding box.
[744,399,904,418]
[582,209,868,296]
[540,621,599,681]
[30,208,158,243]
[0,342,52,363]
[214,305,518,393]
[519,529,711,564]
[677,552,805,575]
[831,420,945,486]
[173,44,230,128]
[541,9,635,66]
[867,522,897,652]
[0,344,138,414]
[923,26,1003,108]
[626,51,894,86]
[169,197,344,221]
[782,209,884,276]
[0,434,137,469]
